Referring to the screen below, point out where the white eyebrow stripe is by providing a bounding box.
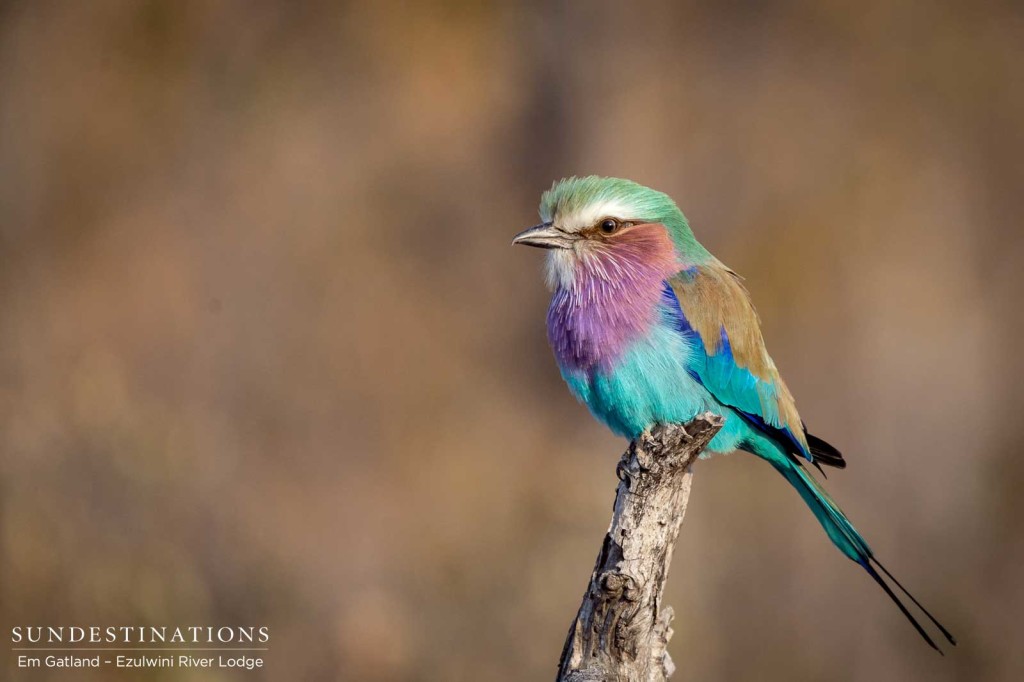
[557,198,634,232]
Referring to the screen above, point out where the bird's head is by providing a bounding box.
[512,176,710,289]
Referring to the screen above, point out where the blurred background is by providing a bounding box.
[1,1,1021,680]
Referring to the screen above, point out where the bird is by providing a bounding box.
[512,175,955,653]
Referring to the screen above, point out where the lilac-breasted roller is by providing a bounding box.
[513,176,955,652]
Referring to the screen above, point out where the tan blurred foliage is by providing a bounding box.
[1,1,1022,680]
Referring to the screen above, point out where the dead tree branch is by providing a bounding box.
[556,413,724,682]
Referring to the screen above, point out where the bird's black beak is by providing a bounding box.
[511,222,575,249]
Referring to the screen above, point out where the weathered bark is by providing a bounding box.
[556,413,724,682]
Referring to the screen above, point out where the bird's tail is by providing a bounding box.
[770,457,957,653]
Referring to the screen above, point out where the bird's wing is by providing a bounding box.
[666,261,814,462]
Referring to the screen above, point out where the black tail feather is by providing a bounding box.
[806,432,846,469]
[859,560,943,654]
[872,557,957,646]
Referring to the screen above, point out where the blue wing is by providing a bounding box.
[660,280,814,463]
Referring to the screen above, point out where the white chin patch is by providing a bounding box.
[545,249,576,290]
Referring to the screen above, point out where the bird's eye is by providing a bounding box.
[599,218,620,234]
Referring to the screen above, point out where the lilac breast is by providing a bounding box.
[546,226,680,371]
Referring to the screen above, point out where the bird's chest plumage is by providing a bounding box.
[545,279,660,372]
[544,242,709,438]
[563,320,708,438]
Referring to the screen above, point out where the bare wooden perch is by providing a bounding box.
[556,413,724,682]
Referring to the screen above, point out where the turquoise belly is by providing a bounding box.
[560,322,747,452]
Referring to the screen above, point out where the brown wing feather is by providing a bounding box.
[673,260,807,451]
